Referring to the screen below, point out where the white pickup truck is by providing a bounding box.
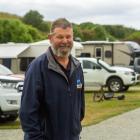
[77,57,139,92]
[0,64,23,122]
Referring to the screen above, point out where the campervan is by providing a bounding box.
[80,41,140,73]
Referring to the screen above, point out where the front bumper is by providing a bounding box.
[0,88,21,113]
[135,73,140,84]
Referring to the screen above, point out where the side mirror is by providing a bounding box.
[96,66,102,69]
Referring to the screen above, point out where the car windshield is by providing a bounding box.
[0,65,13,75]
[98,59,111,69]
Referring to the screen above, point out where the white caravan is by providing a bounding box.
[80,41,140,73]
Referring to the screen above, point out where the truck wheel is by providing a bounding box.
[6,114,18,122]
[107,78,123,92]
[0,114,18,123]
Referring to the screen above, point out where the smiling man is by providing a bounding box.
[19,18,85,140]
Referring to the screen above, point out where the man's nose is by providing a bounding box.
[62,38,68,43]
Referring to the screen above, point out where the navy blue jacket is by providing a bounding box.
[19,48,85,140]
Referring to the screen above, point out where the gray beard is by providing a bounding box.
[51,46,71,58]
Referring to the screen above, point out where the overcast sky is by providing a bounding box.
[0,0,140,30]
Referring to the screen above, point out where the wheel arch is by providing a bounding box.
[106,76,124,86]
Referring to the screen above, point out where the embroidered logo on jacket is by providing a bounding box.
[77,79,82,89]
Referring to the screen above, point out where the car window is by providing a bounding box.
[0,64,13,75]
[83,60,99,69]
[98,60,111,68]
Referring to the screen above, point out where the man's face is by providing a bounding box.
[49,27,73,58]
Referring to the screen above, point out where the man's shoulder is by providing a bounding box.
[71,56,81,66]
[32,53,47,64]
[27,53,48,71]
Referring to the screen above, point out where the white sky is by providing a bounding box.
[0,0,140,30]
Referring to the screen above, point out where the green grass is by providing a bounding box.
[0,86,140,129]
[82,87,140,126]
[0,120,20,129]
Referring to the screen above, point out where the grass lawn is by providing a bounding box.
[82,86,140,126]
[0,86,140,129]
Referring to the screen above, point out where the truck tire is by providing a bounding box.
[107,77,123,92]
[6,114,18,122]
[0,114,18,123]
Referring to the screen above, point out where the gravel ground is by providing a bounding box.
[81,108,140,140]
[1,108,140,140]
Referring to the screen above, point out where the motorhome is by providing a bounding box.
[79,41,140,73]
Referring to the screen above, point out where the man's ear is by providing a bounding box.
[48,34,53,43]
[48,34,51,40]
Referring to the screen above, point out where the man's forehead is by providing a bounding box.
[51,27,73,35]
[53,27,72,32]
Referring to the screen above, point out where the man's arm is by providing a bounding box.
[80,68,85,121]
[19,62,44,140]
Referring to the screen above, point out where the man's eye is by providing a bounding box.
[66,36,71,39]
[57,36,64,39]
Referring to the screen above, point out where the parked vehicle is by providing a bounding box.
[79,41,140,73]
[77,57,139,92]
[0,64,23,122]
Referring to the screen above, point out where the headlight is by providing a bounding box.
[124,71,134,75]
[7,100,18,105]
[16,82,24,92]
[0,81,17,89]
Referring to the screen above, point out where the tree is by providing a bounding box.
[81,29,95,41]
[79,22,96,30]
[125,31,140,44]
[0,19,43,43]
[103,25,136,40]
[93,26,107,40]
[22,10,44,29]
[38,21,50,32]
[73,24,83,41]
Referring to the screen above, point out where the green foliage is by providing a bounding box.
[125,31,140,44]
[103,25,136,40]
[106,34,116,41]
[38,21,51,32]
[0,19,43,43]
[73,23,110,41]
[73,23,137,41]
[93,26,107,40]
[0,12,20,19]
[22,10,51,34]
[73,24,83,41]
[22,10,44,29]
[80,29,95,41]
[0,11,140,43]
[79,22,96,30]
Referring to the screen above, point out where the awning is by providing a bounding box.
[0,44,29,58]
[31,39,83,49]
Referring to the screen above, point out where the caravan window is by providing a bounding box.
[2,58,11,69]
[20,57,35,71]
[105,51,112,58]
[95,47,102,59]
[137,59,140,65]
[80,53,91,57]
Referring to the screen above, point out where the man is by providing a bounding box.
[19,18,85,140]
